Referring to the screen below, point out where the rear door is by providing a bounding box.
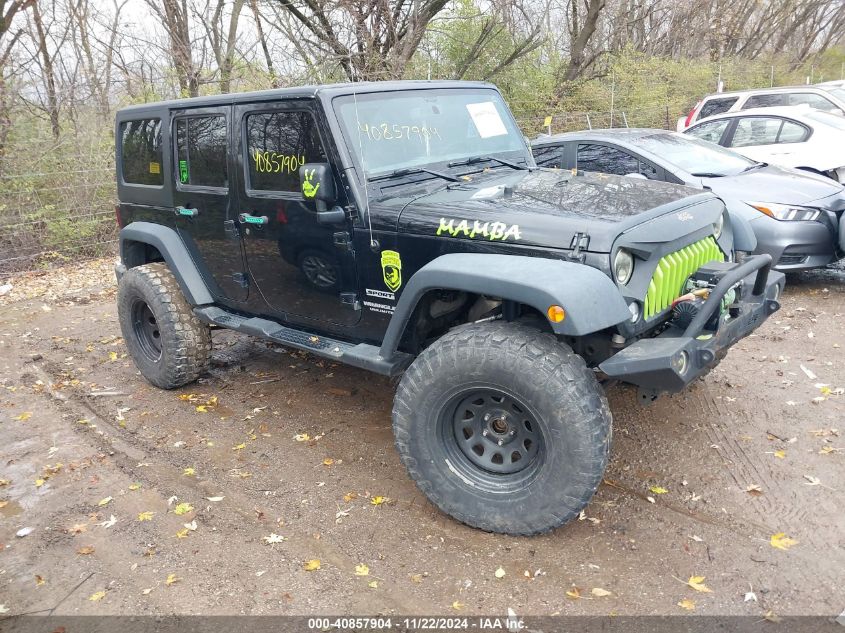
[724,116,810,164]
[171,106,248,304]
[234,100,360,327]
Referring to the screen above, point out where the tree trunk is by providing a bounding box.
[31,0,60,139]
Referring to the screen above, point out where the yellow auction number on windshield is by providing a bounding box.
[359,123,442,142]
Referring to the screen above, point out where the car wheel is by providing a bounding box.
[298,250,340,292]
[393,321,612,535]
[117,263,211,389]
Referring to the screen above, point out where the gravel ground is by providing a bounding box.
[0,259,843,618]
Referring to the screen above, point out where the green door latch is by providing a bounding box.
[175,206,198,217]
[238,213,268,226]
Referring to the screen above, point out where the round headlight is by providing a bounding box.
[614,249,634,285]
[713,211,725,239]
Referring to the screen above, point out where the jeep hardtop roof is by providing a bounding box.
[117,80,496,115]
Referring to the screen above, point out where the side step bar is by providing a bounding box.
[194,306,412,377]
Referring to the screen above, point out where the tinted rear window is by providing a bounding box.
[699,97,738,119]
[742,93,788,109]
[120,118,163,186]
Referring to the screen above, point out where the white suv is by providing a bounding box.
[677,85,845,131]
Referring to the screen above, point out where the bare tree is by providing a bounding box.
[145,0,199,96]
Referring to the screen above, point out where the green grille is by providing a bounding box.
[643,236,725,320]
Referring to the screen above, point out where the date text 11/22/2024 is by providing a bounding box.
[307,617,526,631]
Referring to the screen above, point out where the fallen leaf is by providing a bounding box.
[690,535,703,542]
[173,502,193,516]
[128,484,141,491]
[294,433,310,442]
[803,475,821,486]
[35,478,45,487]
[370,496,388,506]
[263,533,286,544]
[303,559,321,571]
[649,486,668,494]
[368,580,378,589]
[770,533,798,551]
[677,599,695,611]
[232,443,246,451]
[206,496,224,502]
[138,511,155,521]
[744,590,757,603]
[98,515,116,529]
[142,588,153,596]
[343,492,358,502]
[13,412,32,421]
[175,528,189,539]
[494,567,506,579]
[165,573,180,586]
[68,524,87,535]
[566,588,581,599]
[16,527,34,538]
[97,496,112,507]
[0,605,9,614]
[773,449,786,459]
[687,576,713,593]
[745,484,763,496]
[108,351,118,362]
[322,458,335,466]
[182,467,195,477]
[35,575,46,586]
[355,563,370,576]
[0,501,7,508]
[184,520,197,531]
[0,479,9,486]
[591,587,612,597]
[410,574,423,583]
[452,601,464,610]
[76,546,95,555]
[763,610,782,623]
[89,591,106,601]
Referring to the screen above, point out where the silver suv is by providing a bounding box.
[677,85,845,131]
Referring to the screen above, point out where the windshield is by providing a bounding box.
[333,88,531,176]
[638,132,755,176]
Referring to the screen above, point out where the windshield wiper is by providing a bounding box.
[741,162,767,173]
[690,172,726,178]
[370,167,461,183]
[447,155,528,170]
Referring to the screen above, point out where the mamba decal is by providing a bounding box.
[381,250,402,292]
[436,218,522,242]
[301,168,320,198]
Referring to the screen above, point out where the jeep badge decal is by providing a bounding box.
[301,168,320,198]
[381,250,402,292]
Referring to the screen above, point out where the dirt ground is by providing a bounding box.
[0,258,843,619]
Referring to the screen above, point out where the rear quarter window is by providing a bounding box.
[120,118,163,186]
[698,97,738,120]
[742,93,789,109]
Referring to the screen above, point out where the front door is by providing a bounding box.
[171,106,248,303]
[235,101,360,327]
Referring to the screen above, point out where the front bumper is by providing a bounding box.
[599,255,784,398]
[748,212,839,271]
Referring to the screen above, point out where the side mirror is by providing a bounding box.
[299,163,336,205]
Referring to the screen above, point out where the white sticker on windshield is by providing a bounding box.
[466,102,507,139]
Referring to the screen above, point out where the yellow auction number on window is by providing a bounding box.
[359,123,441,142]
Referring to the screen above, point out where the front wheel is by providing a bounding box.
[392,321,612,535]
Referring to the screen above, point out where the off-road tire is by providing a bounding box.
[117,263,211,389]
[393,321,612,535]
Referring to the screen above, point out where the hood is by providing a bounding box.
[394,169,724,252]
[702,164,845,209]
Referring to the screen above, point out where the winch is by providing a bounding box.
[671,261,742,331]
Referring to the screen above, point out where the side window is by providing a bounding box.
[777,120,809,144]
[120,118,163,186]
[686,119,730,144]
[698,97,738,120]
[788,92,842,114]
[174,115,228,188]
[638,160,659,180]
[730,117,782,147]
[532,145,563,169]
[576,143,640,176]
[742,93,788,109]
[245,111,327,193]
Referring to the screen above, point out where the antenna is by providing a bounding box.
[350,65,377,249]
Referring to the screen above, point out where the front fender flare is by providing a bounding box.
[379,253,630,359]
[119,222,214,306]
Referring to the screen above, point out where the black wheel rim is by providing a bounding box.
[131,298,162,363]
[301,254,337,288]
[439,387,545,488]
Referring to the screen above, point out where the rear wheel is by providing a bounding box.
[393,321,612,535]
[117,263,211,389]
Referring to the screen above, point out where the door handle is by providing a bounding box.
[239,213,268,226]
[175,206,199,217]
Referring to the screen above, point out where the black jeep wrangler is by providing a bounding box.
[114,81,784,535]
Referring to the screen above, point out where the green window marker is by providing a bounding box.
[179,159,189,183]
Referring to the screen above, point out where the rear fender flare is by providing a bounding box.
[119,222,213,306]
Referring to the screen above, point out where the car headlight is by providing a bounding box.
[745,201,820,221]
[713,211,726,239]
[613,249,634,285]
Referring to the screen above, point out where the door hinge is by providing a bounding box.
[333,231,354,255]
[567,232,589,263]
[224,219,239,240]
[340,292,360,311]
[233,272,249,289]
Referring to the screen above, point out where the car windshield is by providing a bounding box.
[637,132,756,176]
[333,88,531,177]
